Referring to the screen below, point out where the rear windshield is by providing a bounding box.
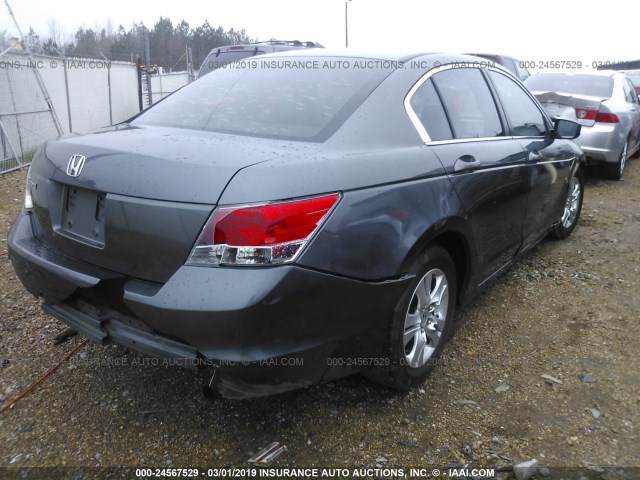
[525,73,613,98]
[134,57,392,142]
[198,49,265,77]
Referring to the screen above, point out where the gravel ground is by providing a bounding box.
[1,159,639,479]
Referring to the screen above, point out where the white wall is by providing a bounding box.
[0,52,140,168]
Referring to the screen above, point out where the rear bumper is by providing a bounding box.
[576,123,625,164]
[8,211,411,397]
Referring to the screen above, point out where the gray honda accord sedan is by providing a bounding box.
[8,51,584,398]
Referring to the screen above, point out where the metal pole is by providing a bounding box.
[107,62,113,124]
[1,121,6,159]
[0,118,22,167]
[188,47,194,82]
[62,47,72,133]
[3,63,24,157]
[136,57,143,111]
[144,28,153,106]
[0,46,13,58]
[345,1,349,48]
[100,52,113,125]
[4,0,64,136]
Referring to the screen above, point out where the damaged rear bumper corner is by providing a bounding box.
[8,210,413,398]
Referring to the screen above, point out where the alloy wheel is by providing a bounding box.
[619,141,628,177]
[403,268,449,368]
[561,176,582,229]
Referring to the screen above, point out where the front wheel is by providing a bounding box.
[366,245,457,390]
[550,170,583,239]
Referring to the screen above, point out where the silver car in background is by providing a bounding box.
[525,71,640,179]
[624,70,640,98]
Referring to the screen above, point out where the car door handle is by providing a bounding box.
[454,155,480,172]
[528,151,542,162]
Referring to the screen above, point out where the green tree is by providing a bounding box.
[28,18,254,69]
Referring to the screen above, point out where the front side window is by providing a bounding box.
[431,68,503,139]
[488,70,547,137]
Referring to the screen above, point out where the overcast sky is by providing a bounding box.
[2,0,638,67]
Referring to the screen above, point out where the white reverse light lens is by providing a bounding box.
[24,170,33,211]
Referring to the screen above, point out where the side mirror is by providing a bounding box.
[554,119,581,139]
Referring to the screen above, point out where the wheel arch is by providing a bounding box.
[399,219,475,305]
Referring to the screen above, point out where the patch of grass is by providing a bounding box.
[0,150,35,176]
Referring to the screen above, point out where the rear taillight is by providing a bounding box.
[595,112,619,123]
[575,108,597,121]
[187,193,340,266]
[575,108,619,123]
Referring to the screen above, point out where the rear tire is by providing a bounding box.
[366,245,456,390]
[603,140,628,180]
[550,170,583,239]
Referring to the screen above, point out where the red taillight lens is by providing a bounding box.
[575,108,597,121]
[187,193,340,266]
[212,195,339,246]
[575,108,619,124]
[595,112,619,123]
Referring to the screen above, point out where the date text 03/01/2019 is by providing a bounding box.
[135,467,497,478]
[136,468,408,478]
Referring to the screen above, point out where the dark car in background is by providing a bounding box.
[197,40,323,78]
[526,71,640,180]
[8,51,584,398]
[466,53,530,81]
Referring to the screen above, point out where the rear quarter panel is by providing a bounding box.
[218,60,476,281]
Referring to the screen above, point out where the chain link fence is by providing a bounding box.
[1,51,139,175]
[0,53,61,173]
[149,71,190,105]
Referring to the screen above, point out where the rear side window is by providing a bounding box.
[134,58,392,142]
[623,79,636,103]
[628,79,640,103]
[501,58,518,76]
[525,73,614,98]
[431,69,503,139]
[512,61,530,82]
[409,79,452,141]
[488,70,547,137]
[626,72,640,87]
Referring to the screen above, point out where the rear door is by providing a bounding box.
[622,77,640,152]
[408,66,531,283]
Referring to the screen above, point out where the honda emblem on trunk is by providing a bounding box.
[66,155,86,177]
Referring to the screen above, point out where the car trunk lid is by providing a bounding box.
[29,125,284,283]
[532,91,608,127]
